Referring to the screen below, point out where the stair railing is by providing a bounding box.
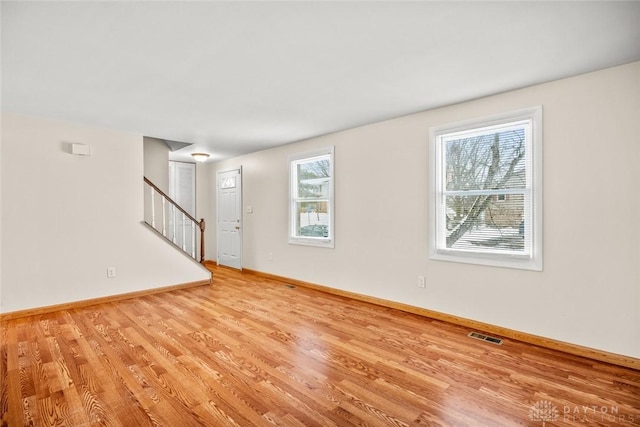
[143,177,205,263]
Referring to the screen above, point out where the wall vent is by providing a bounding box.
[468,332,503,345]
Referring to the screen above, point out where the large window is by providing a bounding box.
[289,147,334,247]
[429,107,542,270]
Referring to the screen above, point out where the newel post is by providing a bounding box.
[199,218,206,263]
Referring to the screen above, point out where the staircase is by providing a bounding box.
[143,177,206,263]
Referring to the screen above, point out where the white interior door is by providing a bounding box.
[217,168,242,269]
[169,161,196,216]
[169,161,196,255]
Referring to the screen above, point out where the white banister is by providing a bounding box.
[181,211,186,251]
[172,204,177,244]
[150,187,156,228]
[161,196,166,237]
[191,221,196,258]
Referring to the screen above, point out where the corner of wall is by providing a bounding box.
[1,112,210,313]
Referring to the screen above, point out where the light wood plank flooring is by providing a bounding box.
[2,266,639,426]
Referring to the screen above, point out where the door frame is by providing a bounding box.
[216,167,243,269]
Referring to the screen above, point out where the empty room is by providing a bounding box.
[1,1,639,426]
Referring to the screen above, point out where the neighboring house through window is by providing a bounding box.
[429,107,542,270]
[289,147,334,247]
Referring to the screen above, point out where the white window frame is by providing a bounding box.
[289,147,334,248]
[429,106,543,270]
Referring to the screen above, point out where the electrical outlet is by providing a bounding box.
[268,252,273,261]
[107,267,117,278]
[418,276,426,288]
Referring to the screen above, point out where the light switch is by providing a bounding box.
[247,205,253,213]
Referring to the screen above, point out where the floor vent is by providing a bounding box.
[284,284,296,289]
[468,332,503,345]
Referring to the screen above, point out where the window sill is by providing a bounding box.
[289,237,334,248]
[430,249,542,271]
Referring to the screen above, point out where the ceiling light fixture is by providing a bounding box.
[191,152,210,163]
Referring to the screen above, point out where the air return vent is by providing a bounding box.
[468,332,503,345]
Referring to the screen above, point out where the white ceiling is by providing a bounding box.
[2,1,640,162]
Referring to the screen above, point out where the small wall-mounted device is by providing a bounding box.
[70,143,91,156]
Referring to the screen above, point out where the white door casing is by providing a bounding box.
[217,168,242,269]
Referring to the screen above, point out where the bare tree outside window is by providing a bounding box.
[445,129,525,250]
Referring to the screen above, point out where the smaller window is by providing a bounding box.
[289,147,334,247]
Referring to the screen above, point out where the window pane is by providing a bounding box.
[446,194,525,253]
[289,147,334,247]
[445,127,526,191]
[295,201,329,237]
[297,157,331,198]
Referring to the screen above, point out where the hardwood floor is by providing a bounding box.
[2,266,639,426]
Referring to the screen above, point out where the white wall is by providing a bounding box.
[0,113,210,313]
[196,162,213,261]
[207,62,640,358]
[143,136,170,192]
[0,113,3,310]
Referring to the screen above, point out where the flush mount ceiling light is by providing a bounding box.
[191,152,210,163]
